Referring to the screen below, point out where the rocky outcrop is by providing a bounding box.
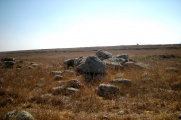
[96,50,112,60]
[76,56,106,77]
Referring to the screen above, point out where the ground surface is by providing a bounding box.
[0,44,181,120]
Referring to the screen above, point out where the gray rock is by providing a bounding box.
[104,62,122,69]
[141,78,153,83]
[63,58,77,68]
[76,56,106,76]
[4,61,15,68]
[96,50,112,60]
[67,80,82,89]
[50,71,62,75]
[117,110,126,115]
[74,57,86,67]
[97,84,120,99]
[111,79,132,86]
[1,57,15,62]
[16,110,34,120]
[52,86,65,95]
[40,93,53,101]
[124,62,149,69]
[54,75,63,81]
[115,54,129,61]
[165,67,179,72]
[5,110,16,119]
[106,58,126,64]
[65,87,79,95]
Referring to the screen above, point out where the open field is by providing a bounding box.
[0,44,181,120]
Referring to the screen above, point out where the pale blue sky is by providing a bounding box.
[0,0,181,51]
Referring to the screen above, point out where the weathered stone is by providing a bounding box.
[74,57,86,67]
[76,56,106,77]
[111,79,132,86]
[4,61,15,68]
[5,110,16,119]
[16,110,34,120]
[66,80,82,89]
[141,78,153,83]
[54,75,63,81]
[104,62,122,69]
[52,86,65,95]
[1,57,15,62]
[63,58,77,68]
[97,84,120,99]
[50,71,62,75]
[96,50,112,60]
[165,67,179,72]
[115,54,129,61]
[65,87,79,95]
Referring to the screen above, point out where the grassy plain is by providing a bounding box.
[0,44,181,120]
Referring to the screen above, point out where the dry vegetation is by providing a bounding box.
[0,44,181,120]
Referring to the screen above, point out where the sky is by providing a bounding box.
[0,0,181,51]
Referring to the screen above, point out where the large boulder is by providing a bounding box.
[1,57,15,68]
[1,57,15,62]
[76,56,106,76]
[96,50,112,60]
[97,84,120,99]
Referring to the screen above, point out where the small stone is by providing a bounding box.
[165,67,179,72]
[5,110,16,119]
[97,84,120,99]
[16,110,35,120]
[117,111,125,115]
[66,87,79,95]
[54,75,63,81]
[50,71,62,75]
[52,86,65,95]
[111,79,132,86]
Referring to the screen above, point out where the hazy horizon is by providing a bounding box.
[0,0,181,52]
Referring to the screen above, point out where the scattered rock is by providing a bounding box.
[96,50,112,60]
[5,110,16,119]
[111,79,132,86]
[115,54,129,61]
[97,84,120,99]
[31,63,39,67]
[4,61,15,68]
[65,87,79,95]
[52,86,65,95]
[141,78,153,83]
[1,57,15,62]
[76,56,106,79]
[50,71,62,75]
[16,110,35,120]
[35,83,44,88]
[104,62,122,69]
[40,93,53,100]
[62,70,77,76]
[74,57,86,67]
[117,110,126,115]
[66,80,82,89]
[115,73,124,79]
[61,96,71,103]
[165,67,179,72]
[54,75,63,81]
[63,58,77,68]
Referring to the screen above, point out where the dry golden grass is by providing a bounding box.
[0,45,181,120]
